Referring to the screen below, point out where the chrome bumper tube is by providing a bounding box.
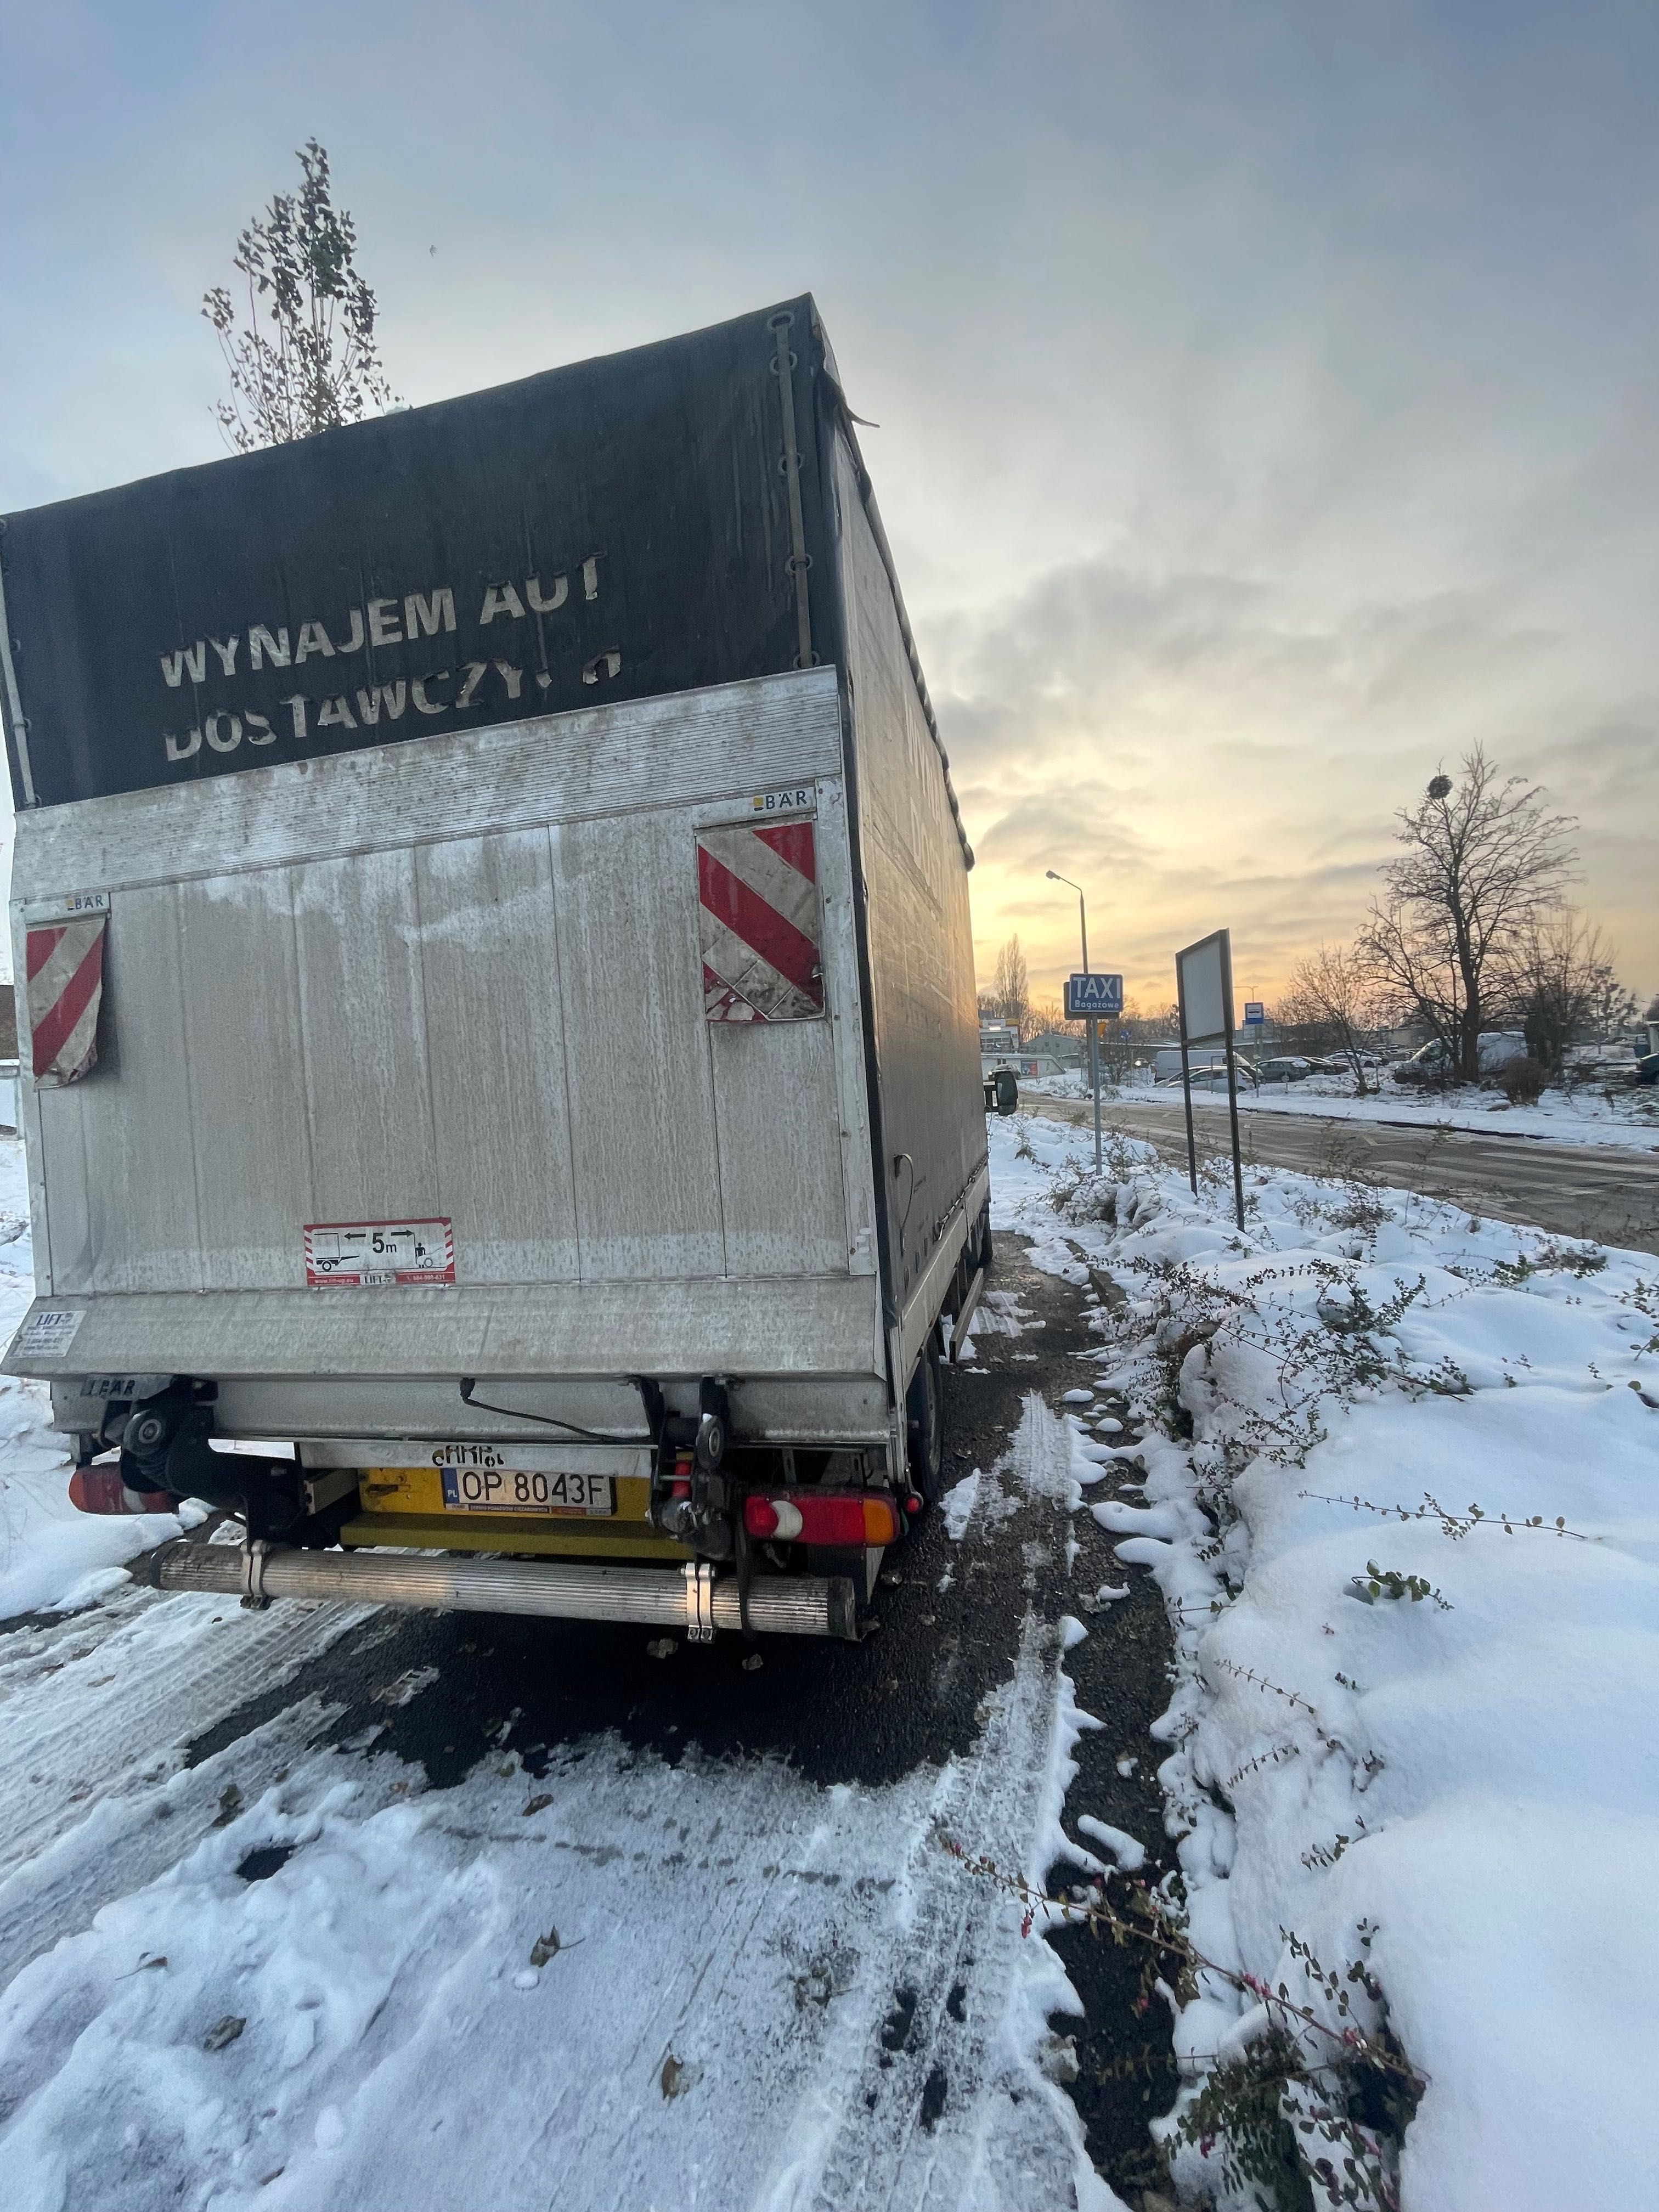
[148,1539,860,1640]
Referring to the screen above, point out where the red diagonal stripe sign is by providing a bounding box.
[697,821,824,1023]
[26,917,108,1084]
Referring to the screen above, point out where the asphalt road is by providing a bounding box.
[1029,1091,1659,1257]
[0,1234,1177,2209]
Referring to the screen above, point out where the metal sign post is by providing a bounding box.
[1244,998,1265,1077]
[1175,976,1199,1196]
[1174,930,1246,1231]
[1087,1017,1100,1171]
[1065,971,1125,1176]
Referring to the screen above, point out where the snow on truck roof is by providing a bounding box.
[0,296,971,863]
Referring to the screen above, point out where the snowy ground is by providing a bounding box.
[0,1557,1106,2212]
[1022,1068,1659,1151]
[996,1108,1659,2209]
[0,1135,1127,2212]
[5,1102,1655,2210]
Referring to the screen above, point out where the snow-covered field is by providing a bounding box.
[1022,1068,1659,1150]
[997,1109,1659,2209]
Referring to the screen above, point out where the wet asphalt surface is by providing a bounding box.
[165,1232,1179,2202]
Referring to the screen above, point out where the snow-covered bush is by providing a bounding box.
[996,1112,1659,2210]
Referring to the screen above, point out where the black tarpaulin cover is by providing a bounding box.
[1,297,831,808]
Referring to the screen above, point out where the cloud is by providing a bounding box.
[2,0,1656,1008]
[927,554,1659,1003]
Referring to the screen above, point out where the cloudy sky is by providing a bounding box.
[3,0,1656,1009]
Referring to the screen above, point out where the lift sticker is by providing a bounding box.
[10,1306,88,1361]
[304,1218,455,1288]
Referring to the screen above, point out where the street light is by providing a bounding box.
[1045,870,1089,973]
[1045,869,1101,1171]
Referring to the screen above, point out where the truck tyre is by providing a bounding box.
[974,1202,994,1276]
[906,1336,945,1505]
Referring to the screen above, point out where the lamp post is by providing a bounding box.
[1046,870,1102,1171]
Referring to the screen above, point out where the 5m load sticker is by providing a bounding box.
[304,1218,455,1288]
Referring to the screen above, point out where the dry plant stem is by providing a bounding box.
[1302,1491,1594,1542]
[940,1836,1425,2101]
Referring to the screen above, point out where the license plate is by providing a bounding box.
[439,1467,614,1516]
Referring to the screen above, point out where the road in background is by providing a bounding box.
[1026,1092,1659,1258]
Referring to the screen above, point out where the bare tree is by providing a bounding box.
[1360,748,1576,1083]
[1280,944,1389,1092]
[1512,909,1635,1072]
[1025,995,1073,1041]
[993,935,1031,1038]
[1096,1001,1143,1086]
[204,139,398,452]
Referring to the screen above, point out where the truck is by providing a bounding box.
[0,296,1004,1644]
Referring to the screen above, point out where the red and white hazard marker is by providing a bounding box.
[697,820,825,1023]
[26,915,108,1086]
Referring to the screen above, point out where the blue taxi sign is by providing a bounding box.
[1065,972,1125,1019]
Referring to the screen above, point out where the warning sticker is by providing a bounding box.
[11,1307,88,1361]
[304,1219,455,1288]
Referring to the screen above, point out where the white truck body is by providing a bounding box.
[0,299,988,1630]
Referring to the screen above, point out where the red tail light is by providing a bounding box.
[69,1465,173,1516]
[743,1490,901,1547]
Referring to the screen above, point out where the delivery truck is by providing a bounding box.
[0,296,1001,1642]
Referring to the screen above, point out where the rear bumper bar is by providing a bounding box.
[148,1539,860,1641]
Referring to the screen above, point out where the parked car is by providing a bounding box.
[1186,1063,1257,1093]
[1257,1056,1313,1084]
[1391,1034,1528,1085]
[1629,1053,1659,1087]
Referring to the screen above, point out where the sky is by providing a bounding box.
[2,0,1656,1012]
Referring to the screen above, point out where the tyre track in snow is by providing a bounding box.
[0,1573,376,1985]
[799,1406,1083,2212]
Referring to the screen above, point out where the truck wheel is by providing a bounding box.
[974,1203,994,1276]
[906,1336,945,1505]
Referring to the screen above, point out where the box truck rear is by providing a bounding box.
[0,297,998,1641]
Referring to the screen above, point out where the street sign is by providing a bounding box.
[1243,1001,1265,1026]
[1065,972,1125,1019]
[1175,929,1245,1233]
[1176,936,1229,1047]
